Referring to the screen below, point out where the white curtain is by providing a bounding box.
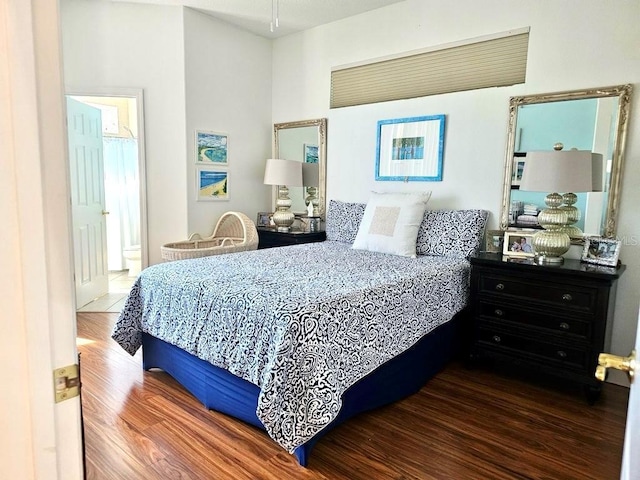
[104,137,140,271]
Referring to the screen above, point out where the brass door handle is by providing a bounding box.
[595,350,636,382]
[102,210,110,215]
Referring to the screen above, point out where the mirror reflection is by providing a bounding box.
[500,85,632,238]
[274,118,327,218]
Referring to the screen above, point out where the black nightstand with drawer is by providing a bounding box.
[469,252,625,403]
[257,228,326,249]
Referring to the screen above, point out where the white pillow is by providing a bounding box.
[352,192,432,257]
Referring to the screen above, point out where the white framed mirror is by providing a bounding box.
[500,85,632,238]
[274,118,327,219]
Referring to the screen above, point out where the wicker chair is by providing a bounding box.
[161,211,259,261]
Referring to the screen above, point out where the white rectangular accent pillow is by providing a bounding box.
[352,191,432,257]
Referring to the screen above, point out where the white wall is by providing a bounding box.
[61,2,273,259]
[272,0,640,385]
[61,0,188,265]
[183,9,272,237]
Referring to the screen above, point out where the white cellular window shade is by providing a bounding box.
[331,28,529,109]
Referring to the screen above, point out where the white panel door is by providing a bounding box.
[67,97,108,307]
[620,309,639,479]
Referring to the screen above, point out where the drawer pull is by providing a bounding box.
[492,335,501,343]
[562,293,573,302]
[559,322,570,330]
[495,283,505,291]
[557,350,568,359]
[494,309,504,317]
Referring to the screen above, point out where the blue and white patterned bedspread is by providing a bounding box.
[112,241,470,453]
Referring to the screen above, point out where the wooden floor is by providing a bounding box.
[77,312,628,480]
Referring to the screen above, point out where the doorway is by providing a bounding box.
[67,90,148,312]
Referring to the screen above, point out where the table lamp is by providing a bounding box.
[263,158,303,232]
[301,162,320,216]
[519,145,603,264]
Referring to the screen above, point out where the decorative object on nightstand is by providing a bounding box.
[469,252,625,404]
[302,162,320,216]
[519,144,603,264]
[263,158,302,233]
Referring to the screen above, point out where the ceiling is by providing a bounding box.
[110,0,405,38]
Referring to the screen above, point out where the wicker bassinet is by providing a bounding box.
[161,211,258,261]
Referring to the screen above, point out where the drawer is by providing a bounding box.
[478,274,596,313]
[477,328,588,370]
[478,302,591,340]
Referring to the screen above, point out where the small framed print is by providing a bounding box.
[196,130,228,165]
[484,229,505,253]
[581,237,621,267]
[503,230,535,258]
[303,144,319,164]
[511,156,526,187]
[256,211,274,228]
[196,167,228,201]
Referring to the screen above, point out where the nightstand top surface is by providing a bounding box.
[471,252,625,280]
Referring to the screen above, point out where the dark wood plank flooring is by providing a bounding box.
[77,312,628,480]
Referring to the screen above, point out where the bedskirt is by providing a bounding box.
[142,310,464,466]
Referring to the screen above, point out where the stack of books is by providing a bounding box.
[517,203,540,226]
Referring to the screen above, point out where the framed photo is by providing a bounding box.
[196,130,228,165]
[503,231,536,258]
[303,144,318,164]
[256,211,273,228]
[484,229,505,253]
[196,167,228,201]
[581,237,621,267]
[375,115,445,182]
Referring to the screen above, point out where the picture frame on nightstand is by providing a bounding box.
[256,212,274,229]
[502,230,535,258]
[484,229,505,252]
[581,236,621,267]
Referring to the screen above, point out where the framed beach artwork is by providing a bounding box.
[375,115,445,182]
[196,130,228,165]
[196,167,228,201]
[303,144,319,164]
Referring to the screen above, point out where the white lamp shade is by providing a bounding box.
[263,158,303,187]
[520,150,604,193]
[301,162,319,186]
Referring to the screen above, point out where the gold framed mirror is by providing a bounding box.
[274,118,327,219]
[500,85,632,238]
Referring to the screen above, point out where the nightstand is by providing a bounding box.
[468,252,625,403]
[257,229,326,249]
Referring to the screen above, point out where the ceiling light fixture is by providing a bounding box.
[270,0,279,32]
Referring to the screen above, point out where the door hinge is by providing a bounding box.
[53,364,80,403]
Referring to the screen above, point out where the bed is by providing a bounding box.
[112,200,488,466]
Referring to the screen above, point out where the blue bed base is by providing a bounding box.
[142,312,463,466]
